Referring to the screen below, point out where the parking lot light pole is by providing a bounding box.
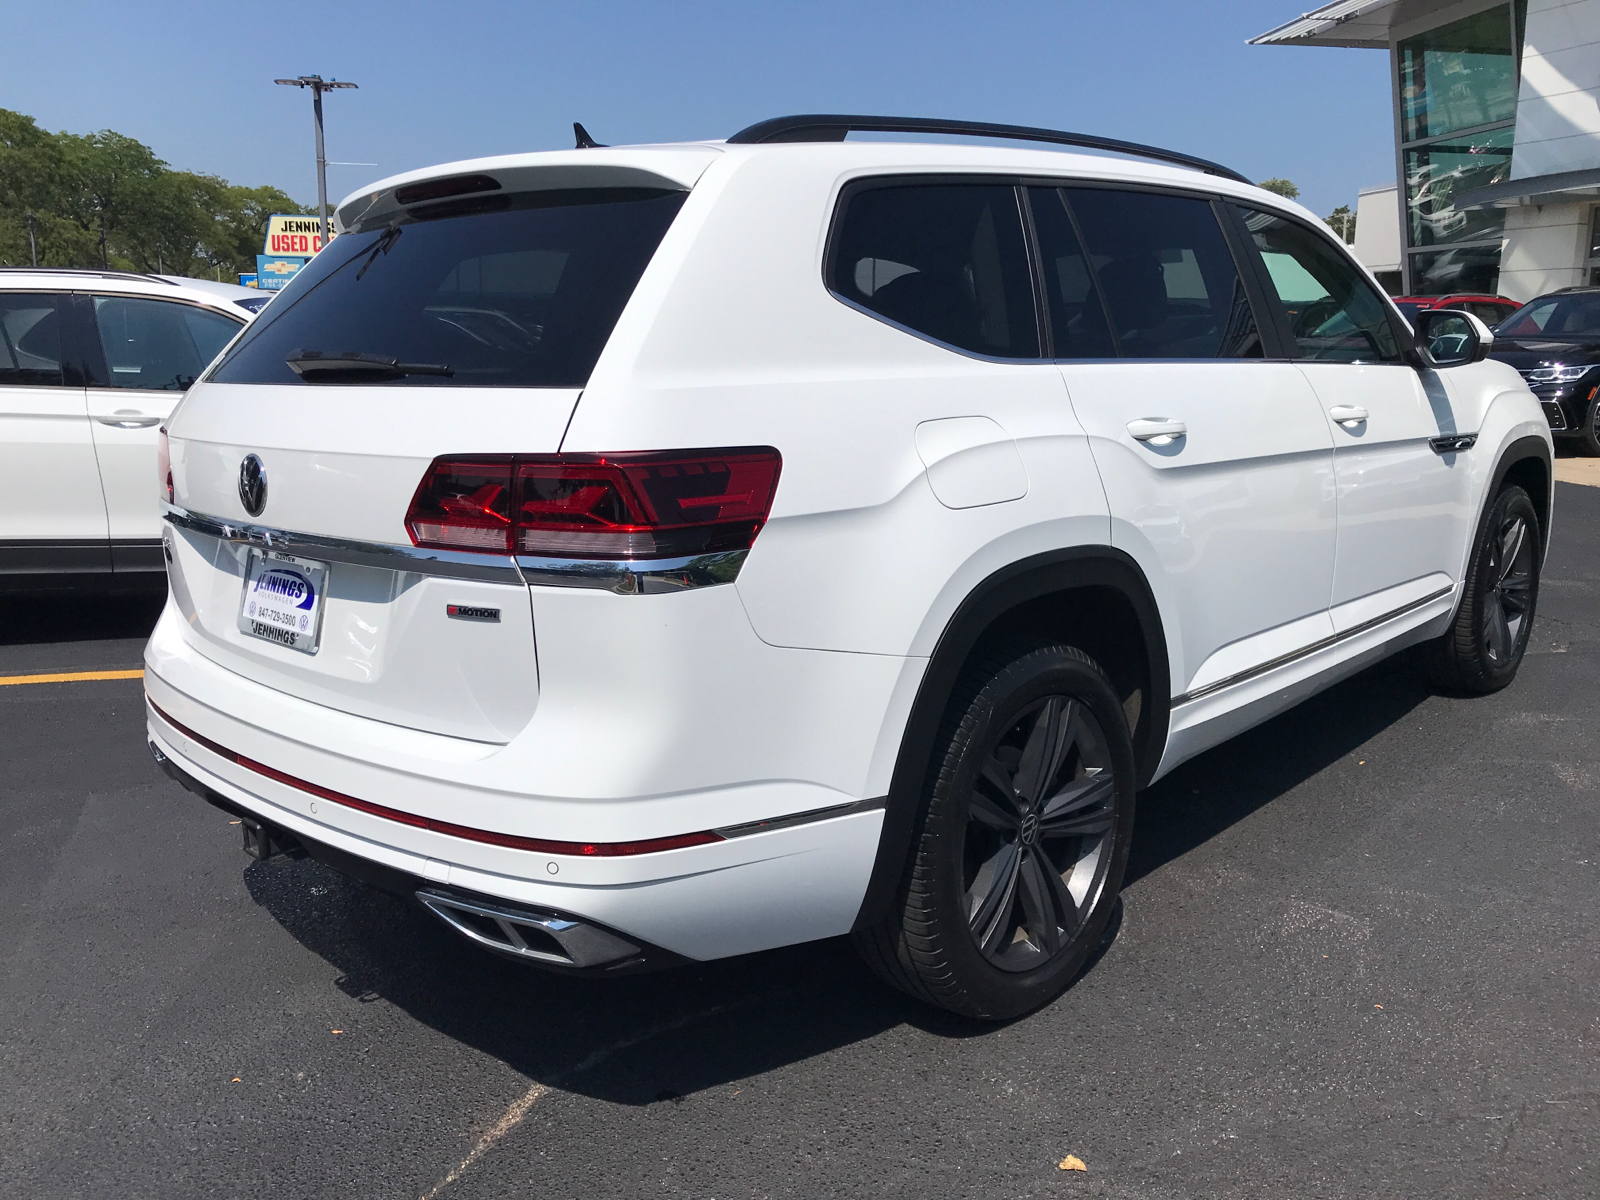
[274,75,358,250]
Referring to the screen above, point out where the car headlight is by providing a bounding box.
[1526,364,1592,383]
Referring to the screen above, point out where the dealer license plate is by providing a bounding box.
[237,551,328,655]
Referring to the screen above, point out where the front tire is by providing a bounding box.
[1425,484,1541,693]
[854,643,1136,1020]
[1579,390,1600,457]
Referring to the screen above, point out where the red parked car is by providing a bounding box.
[1393,293,1520,329]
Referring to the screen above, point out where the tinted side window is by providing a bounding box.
[1237,209,1403,363]
[1026,188,1116,358]
[0,294,64,386]
[212,191,687,388]
[1064,189,1262,359]
[828,183,1040,358]
[93,297,242,390]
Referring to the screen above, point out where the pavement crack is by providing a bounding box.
[417,1001,734,1200]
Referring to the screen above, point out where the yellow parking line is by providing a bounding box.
[0,668,145,686]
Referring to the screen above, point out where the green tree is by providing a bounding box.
[1258,178,1300,199]
[0,108,310,277]
[1326,204,1357,244]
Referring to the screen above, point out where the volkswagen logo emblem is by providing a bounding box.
[238,454,268,517]
[1019,811,1040,846]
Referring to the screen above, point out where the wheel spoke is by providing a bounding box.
[1013,698,1076,804]
[1039,770,1115,837]
[968,842,1021,952]
[977,758,1018,804]
[1485,593,1511,661]
[1017,849,1062,957]
[969,788,1019,832]
[1499,572,1532,610]
[1498,519,1526,582]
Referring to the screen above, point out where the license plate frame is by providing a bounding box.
[236,550,329,655]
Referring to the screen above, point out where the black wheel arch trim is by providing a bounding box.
[851,546,1169,931]
[1487,434,1554,559]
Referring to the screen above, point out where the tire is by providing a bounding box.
[853,642,1137,1020]
[1424,484,1541,694]
[1581,391,1600,457]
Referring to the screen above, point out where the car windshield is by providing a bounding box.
[1395,301,1427,324]
[1497,292,1600,339]
[208,188,687,387]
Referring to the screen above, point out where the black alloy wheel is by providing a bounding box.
[963,695,1116,971]
[855,642,1136,1020]
[1425,485,1542,693]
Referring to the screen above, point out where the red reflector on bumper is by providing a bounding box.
[147,699,723,856]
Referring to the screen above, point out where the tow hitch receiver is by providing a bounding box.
[240,816,306,861]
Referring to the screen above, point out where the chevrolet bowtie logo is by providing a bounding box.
[262,259,299,275]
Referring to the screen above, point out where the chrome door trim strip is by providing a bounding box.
[715,795,887,839]
[163,505,525,584]
[1173,584,1455,707]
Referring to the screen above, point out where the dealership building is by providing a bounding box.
[1254,0,1600,300]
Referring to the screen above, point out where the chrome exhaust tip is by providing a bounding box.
[417,889,642,969]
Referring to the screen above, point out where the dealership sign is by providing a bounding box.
[265,213,334,256]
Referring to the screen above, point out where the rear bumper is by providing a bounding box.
[150,739,690,974]
[145,676,887,962]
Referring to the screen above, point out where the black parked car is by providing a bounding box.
[1491,287,1600,454]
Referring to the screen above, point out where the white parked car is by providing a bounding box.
[145,117,1551,1019]
[0,269,258,589]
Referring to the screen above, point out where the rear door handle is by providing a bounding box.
[1328,405,1369,425]
[94,412,161,428]
[1126,418,1188,442]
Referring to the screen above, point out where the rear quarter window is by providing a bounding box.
[210,189,686,388]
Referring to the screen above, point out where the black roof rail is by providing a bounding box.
[726,114,1252,186]
[0,266,179,286]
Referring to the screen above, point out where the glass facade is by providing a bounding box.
[1399,7,1518,142]
[1395,2,1525,293]
[1404,125,1513,248]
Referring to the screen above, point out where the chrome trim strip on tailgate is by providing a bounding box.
[517,550,748,595]
[1172,584,1455,706]
[163,505,524,584]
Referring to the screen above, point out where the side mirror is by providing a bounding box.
[1412,307,1494,368]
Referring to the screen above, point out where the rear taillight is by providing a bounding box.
[157,428,173,503]
[406,448,782,560]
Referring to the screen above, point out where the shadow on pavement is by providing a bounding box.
[1125,652,1432,887]
[0,587,165,647]
[244,857,950,1106]
[241,653,1433,1107]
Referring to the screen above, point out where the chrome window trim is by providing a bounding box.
[1173,584,1455,706]
[163,504,748,592]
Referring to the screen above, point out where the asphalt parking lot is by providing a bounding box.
[4,485,1598,1200]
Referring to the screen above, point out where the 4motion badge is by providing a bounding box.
[447,604,501,622]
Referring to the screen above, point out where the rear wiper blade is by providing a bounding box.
[285,350,453,381]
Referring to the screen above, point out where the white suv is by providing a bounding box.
[0,269,257,590]
[145,117,1551,1019]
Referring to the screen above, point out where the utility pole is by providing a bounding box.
[25,212,37,267]
[274,75,358,250]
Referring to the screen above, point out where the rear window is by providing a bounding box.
[210,189,686,387]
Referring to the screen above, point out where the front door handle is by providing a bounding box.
[1328,405,1369,426]
[94,411,161,428]
[1127,418,1188,442]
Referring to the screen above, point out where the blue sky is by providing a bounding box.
[8,1,1391,219]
